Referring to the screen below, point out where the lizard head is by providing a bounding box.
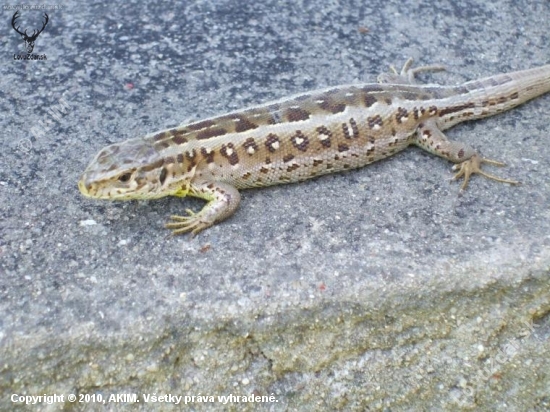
[78,138,192,200]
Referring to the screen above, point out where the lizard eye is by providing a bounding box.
[118,173,132,182]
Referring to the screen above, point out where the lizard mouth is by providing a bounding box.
[78,173,103,198]
[78,176,95,197]
[78,176,91,197]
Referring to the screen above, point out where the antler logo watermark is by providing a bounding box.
[11,11,49,60]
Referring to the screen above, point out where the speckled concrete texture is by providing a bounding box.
[1,0,549,410]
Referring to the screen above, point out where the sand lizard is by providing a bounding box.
[78,59,550,235]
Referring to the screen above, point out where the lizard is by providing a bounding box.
[78,59,550,235]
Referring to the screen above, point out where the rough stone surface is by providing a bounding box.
[1,0,549,411]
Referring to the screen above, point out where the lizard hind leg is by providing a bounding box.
[377,57,446,85]
[413,120,519,190]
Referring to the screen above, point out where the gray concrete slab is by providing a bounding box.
[1,0,549,410]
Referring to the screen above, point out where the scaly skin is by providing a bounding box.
[79,59,550,235]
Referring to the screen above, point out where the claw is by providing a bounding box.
[164,209,214,236]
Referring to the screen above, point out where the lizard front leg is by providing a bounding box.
[413,120,519,190]
[165,179,241,236]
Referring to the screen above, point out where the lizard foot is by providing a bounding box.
[165,210,213,236]
[452,154,520,190]
[378,57,446,84]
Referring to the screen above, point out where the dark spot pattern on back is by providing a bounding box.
[319,96,346,114]
[265,134,280,152]
[200,147,215,163]
[342,123,351,139]
[291,131,309,151]
[349,118,359,138]
[153,132,165,141]
[283,154,295,163]
[396,108,409,123]
[361,85,384,93]
[173,135,188,145]
[316,126,332,147]
[243,137,259,155]
[232,116,259,133]
[196,128,228,140]
[285,107,311,122]
[220,143,239,165]
[188,120,216,131]
[368,115,383,129]
[364,93,377,107]
[438,102,475,117]
[338,143,349,152]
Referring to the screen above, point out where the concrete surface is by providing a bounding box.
[1,0,549,410]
